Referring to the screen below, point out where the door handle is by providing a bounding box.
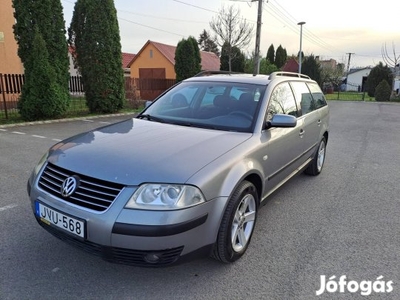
[299,129,305,138]
[317,120,321,126]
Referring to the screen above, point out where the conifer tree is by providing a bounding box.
[266,44,275,64]
[69,0,125,113]
[19,28,68,120]
[175,37,201,81]
[13,0,70,120]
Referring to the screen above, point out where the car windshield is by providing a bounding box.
[139,80,266,132]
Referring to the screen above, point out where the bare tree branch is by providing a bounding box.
[210,5,253,71]
[381,42,400,68]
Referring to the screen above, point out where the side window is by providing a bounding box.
[307,82,327,109]
[290,81,315,115]
[267,82,298,120]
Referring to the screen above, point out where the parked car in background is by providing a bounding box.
[27,71,329,267]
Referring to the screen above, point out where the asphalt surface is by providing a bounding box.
[1,102,400,300]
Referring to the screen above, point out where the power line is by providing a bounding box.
[172,0,219,14]
[118,17,185,37]
[118,10,208,24]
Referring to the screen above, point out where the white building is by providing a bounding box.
[346,68,371,92]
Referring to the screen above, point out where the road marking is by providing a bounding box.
[0,203,18,212]
[99,121,111,124]
[0,129,7,132]
[32,135,46,139]
[52,139,62,142]
[82,119,94,122]
[12,131,26,135]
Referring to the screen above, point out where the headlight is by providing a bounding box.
[125,184,205,210]
[33,152,48,177]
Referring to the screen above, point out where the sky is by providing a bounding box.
[61,0,400,69]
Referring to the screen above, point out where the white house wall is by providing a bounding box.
[346,69,371,92]
[68,52,79,77]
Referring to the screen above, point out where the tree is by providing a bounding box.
[198,29,220,56]
[188,36,201,73]
[220,43,244,72]
[275,45,287,69]
[210,5,253,71]
[374,79,391,102]
[13,0,70,119]
[321,63,344,91]
[69,0,125,113]
[175,37,201,81]
[18,28,68,120]
[245,54,278,75]
[266,44,275,64]
[301,54,322,86]
[365,62,393,97]
[381,42,400,69]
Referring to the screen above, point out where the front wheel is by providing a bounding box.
[212,181,258,263]
[304,136,327,176]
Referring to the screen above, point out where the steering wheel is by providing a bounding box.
[229,111,253,121]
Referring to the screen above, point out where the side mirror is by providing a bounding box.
[266,114,297,128]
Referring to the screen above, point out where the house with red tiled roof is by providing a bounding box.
[281,58,299,73]
[68,47,136,77]
[122,52,136,76]
[127,40,220,100]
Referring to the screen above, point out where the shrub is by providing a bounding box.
[374,80,391,102]
[19,29,69,121]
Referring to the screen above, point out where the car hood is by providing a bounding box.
[47,118,252,185]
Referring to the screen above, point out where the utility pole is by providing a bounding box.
[297,21,306,74]
[252,0,263,75]
[346,52,354,75]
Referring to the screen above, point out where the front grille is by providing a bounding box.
[38,163,125,212]
[37,219,184,267]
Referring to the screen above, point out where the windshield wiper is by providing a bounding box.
[137,114,165,123]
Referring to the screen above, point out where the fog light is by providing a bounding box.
[144,253,162,264]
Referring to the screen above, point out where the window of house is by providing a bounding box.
[149,49,153,58]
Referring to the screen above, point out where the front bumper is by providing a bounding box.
[29,181,227,267]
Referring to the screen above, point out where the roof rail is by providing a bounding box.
[194,70,242,77]
[268,72,311,80]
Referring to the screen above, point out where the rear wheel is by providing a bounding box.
[212,181,258,263]
[305,136,327,176]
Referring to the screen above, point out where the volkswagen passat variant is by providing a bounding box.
[28,71,329,267]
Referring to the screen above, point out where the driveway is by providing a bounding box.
[1,102,399,299]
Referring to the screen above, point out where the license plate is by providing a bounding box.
[35,201,85,239]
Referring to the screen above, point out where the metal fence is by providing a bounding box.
[0,74,170,121]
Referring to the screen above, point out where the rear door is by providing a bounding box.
[290,81,322,159]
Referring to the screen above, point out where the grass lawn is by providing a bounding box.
[324,91,375,101]
[0,96,142,126]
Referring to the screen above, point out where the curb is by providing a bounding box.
[0,112,137,129]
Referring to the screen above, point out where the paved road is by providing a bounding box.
[1,102,400,300]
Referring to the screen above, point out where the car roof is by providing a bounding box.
[185,71,314,86]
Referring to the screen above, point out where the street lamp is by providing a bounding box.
[297,21,306,74]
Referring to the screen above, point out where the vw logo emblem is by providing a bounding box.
[61,176,79,197]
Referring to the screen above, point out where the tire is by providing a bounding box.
[212,181,258,263]
[304,136,327,176]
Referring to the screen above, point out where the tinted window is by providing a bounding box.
[307,82,327,109]
[267,82,298,120]
[290,81,315,115]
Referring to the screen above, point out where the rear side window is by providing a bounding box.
[307,82,327,109]
[267,82,298,120]
[290,81,315,115]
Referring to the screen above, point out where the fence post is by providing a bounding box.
[0,74,9,119]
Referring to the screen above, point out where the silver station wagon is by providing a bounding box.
[28,71,329,267]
